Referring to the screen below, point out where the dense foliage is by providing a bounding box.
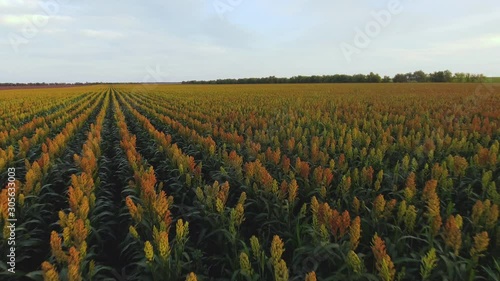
[0,83,499,281]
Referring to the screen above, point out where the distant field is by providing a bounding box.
[0,83,499,281]
[487,77,500,83]
[0,84,86,91]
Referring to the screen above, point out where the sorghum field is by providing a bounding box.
[0,83,499,281]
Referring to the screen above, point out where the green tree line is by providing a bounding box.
[182,70,487,84]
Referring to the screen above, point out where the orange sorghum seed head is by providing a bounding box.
[350,216,361,250]
[270,235,285,265]
[470,231,489,259]
[305,271,317,281]
[443,216,462,255]
[50,231,67,263]
[185,272,197,281]
[41,261,60,281]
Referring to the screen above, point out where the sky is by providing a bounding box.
[1,0,499,83]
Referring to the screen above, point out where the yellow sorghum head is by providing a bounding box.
[89,260,95,278]
[470,231,489,260]
[347,250,362,274]
[420,248,437,280]
[379,256,396,281]
[288,179,299,203]
[68,266,80,281]
[19,193,25,207]
[352,197,360,214]
[195,187,204,203]
[58,211,67,227]
[455,214,463,230]
[216,197,224,214]
[2,225,8,240]
[238,192,247,205]
[319,186,327,199]
[320,224,330,242]
[67,212,76,229]
[270,235,285,265]
[299,203,307,218]
[374,170,383,191]
[176,219,189,241]
[340,175,351,195]
[129,225,139,239]
[89,193,96,210]
[63,227,71,247]
[426,196,440,221]
[271,179,279,195]
[274,259,289,281]
[404,205,417,232]
[79,241,87,260]
[471,200,484,227]
[144,241,154,262]
[397,200,407,223]
[239,252,253,276]
[154,191,170,220]
[126,196,141,223]
[185,272,197,281]
[486,203,499,230]
[311,196,319,217]
[373,194,386,218]
[233,203,245,226]
[153,225,160,245]
[404,187,415,203]
[250,235,262,261]
[158,231,171,260]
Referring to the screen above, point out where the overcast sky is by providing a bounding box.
[1,0,499,83]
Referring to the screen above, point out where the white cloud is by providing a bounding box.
[0,0,38,9]
[81,29,125,39]
[426,11,500,34]
[430,34,500,53]
[0,14,72,27]
[40,28,66,34]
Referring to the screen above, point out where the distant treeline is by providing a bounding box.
[182,70,487,84]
